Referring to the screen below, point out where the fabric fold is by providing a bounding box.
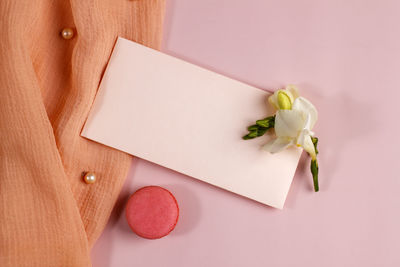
[0,0,165,266]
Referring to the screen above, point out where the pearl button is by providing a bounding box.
[83,172,96,184]
[61,28,74,40]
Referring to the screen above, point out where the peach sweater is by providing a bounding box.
[0,0,165,266]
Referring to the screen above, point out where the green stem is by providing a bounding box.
[311,159,319,192]
[310,136,319,192]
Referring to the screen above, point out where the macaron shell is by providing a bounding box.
[126,186,179,239]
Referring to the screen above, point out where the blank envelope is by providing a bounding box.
[81,37,302,209]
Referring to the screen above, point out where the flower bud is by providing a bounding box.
[277,91,292,110]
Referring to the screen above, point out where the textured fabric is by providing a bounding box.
[0,0,165,266]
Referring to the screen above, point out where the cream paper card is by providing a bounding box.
[81,37,302,209]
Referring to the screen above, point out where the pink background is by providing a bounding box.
[92,0,400,266]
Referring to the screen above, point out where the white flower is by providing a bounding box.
[268,84,299,110]
[263,87,318,160]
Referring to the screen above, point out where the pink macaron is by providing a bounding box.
[125,186,179,239]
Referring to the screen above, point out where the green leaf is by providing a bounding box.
[256,115,275,128]
[248,130,258,138]
[242,134,253,140]
[257,127,267,136]
[243,130,259,140]
[247,125,259,131]
[269,116,275,127]
[256,119,269,128]
[243,115,275,140]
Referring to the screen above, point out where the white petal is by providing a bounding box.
[297,128,309,146]
[302,113,313,131]
[285,84,299,100]
[268,93,279,110]
[274,109,305,138]
[292,97,318,130]
[299,134,316,160]
[263,137,294,153]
